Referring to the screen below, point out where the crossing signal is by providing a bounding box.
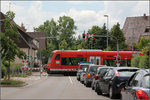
[86,33,89,39]
[114,56,121,64]
[83,33,85,39]
[93,33,96,39]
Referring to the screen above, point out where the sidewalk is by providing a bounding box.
[11,72,48,86]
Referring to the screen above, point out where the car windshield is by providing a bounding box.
[48,52,54,63]
[81,65,89,70]
[118,69,138,77]
[89,66,98,72]
[142,75,150,88]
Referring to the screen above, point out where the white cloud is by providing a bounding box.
[103,1,149,28]
[1,1,149,36]
[67,1,99,4]
[132,1,149,16]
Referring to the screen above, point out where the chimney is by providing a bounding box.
[143,13,147,19]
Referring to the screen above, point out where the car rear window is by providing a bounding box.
[117,69,138,77]
[142,75,150,88]
[81,65,89,70]
[89,66,98,72]
[98,68,108,76]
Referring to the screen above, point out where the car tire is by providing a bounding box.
[96,83,102,95]
[92,85,94,90]
[109,86,115,99]
[85,82,88,87]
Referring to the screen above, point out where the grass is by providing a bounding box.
[1,79,26,87]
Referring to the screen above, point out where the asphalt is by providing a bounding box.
[1,73,111,100]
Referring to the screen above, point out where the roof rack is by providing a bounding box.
[78,49,102,51]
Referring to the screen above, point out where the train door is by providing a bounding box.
[54,54,61,69]
[89,56,101,65]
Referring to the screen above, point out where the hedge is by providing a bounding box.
[131,55,149,69]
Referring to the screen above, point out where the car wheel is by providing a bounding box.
[96,83,102,95]
[109,86,115,99]
[91,82,94,90]
[85,81,88,87]
[92,85,94,90]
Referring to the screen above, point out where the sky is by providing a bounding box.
[1,1,149,37]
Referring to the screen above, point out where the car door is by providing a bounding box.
[123,72,142,100]
[101,68,114,93]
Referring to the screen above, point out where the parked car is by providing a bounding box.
[77,62,92,81]
[97,67,139,99]
[120,69,150,100]
[84,65,102,87]
[80,67,88,84]
[91,65,108,90]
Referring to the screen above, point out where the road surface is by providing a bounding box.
[1,74,110,99]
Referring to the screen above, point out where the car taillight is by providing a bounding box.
[136,90,150,100]
[96,76,100,79]
[115,70,120,77]
[128,69,133,70]
[88,73,90,78]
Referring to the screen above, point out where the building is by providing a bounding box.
[0,12,39,65]
[27,32,47,50]
[123,14,150,46]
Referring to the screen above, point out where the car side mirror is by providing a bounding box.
[120,82,126,89]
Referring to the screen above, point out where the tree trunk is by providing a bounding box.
[8,61,10,80]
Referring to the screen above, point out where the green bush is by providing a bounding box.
[131,56,140,67]
[15,64,24,69]
[139,56,149,69]
[131,55,149,69]
[1,80,25,86]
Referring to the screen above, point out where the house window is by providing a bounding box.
[145,28,150,32]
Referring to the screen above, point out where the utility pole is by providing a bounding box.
[9,2,11,11]
[132,28,134,56]
[104,15,109,50]
[0,20,2,79]
[29,39,32,69]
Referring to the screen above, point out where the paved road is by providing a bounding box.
[1,74,110,99]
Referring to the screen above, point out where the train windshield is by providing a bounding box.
[48,52,54,63]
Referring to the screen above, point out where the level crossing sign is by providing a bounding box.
[22,59,28,68]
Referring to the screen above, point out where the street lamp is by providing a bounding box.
[104,15,109,51]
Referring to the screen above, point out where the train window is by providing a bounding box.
[61,58,87,65]
[104,59,131,66]
[55,54,60,60]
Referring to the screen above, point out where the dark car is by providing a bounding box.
[120,69,150,100]
[91,65,108,90]
[77,63,92,81]
[84,65,102,87]
[97,67,139,99]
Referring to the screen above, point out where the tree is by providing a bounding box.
[109,23,126,50]
[131,36,149,68]
[88,24,107,50]
[138,36,149,55]
[35,19,59,50]
[58,16,77,49]
[0,11,26,80]
[20,23,26,31]
[59,39,68,50]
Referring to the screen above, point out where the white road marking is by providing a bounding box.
[69,76,73,84]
